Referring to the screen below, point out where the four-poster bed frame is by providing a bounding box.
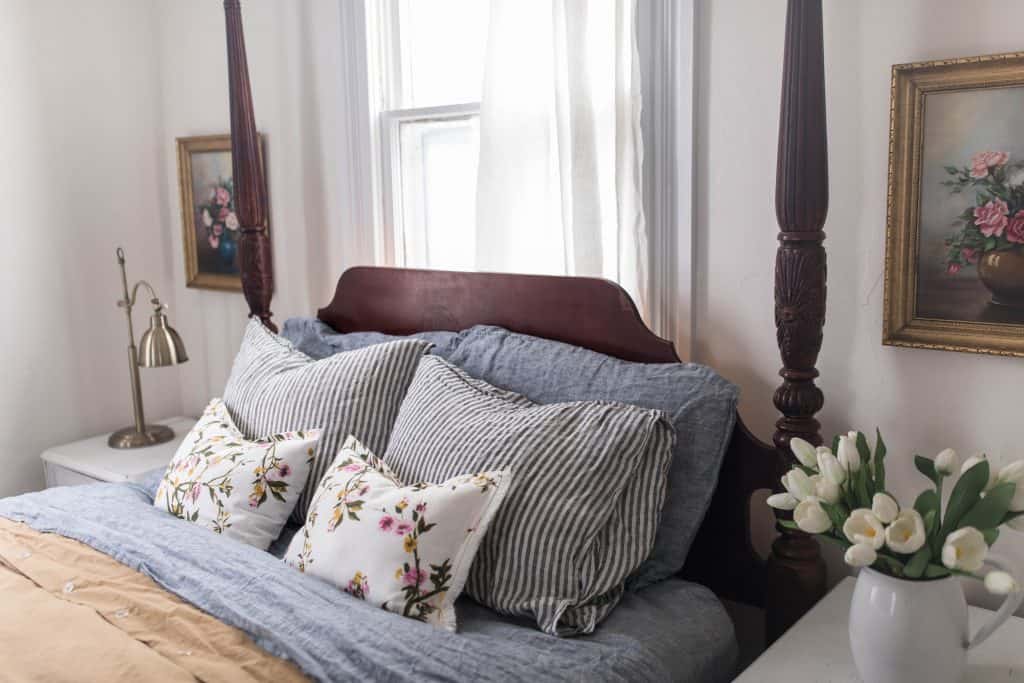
[222,0,830,642]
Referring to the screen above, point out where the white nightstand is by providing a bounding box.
[40,417,195,487]
[735,576,1024,682]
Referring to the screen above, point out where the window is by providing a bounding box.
[368,0,489,270]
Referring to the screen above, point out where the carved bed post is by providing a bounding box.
[224,0,275,331]
[765,0,829,642]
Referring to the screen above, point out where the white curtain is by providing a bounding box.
[474,0,648,317]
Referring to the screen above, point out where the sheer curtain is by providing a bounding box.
[474,0,648,317]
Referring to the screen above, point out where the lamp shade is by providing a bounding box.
[138,312,188,367]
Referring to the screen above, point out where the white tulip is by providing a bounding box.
[837,435,861,474]
[935,448,959,476]
[1008,515,1024,532]
[844,542,877,568]
[848,430,860,441]
[817,449,847,486]
[790,437,819,470]
[871,492,899,525]
[942,527,987,573]
[885,509,927,554]
[767,493,798,510]
[843,508,885,550]
[961,454,998,490]
[794,497,832,534]
[996,460,1024,512]
[781,469,815,502]
[984,570,1021,595]
[810,474,841,505]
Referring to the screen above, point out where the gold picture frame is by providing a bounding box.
[884,51,1024,357]
[176,134,267,291]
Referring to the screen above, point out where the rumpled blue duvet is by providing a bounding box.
[0,476,737,683]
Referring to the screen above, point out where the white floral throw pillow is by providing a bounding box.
[285,435,511,631]
[154,399,321,550]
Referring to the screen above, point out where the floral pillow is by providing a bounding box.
[154,399,321,550]
[284,436,511,631]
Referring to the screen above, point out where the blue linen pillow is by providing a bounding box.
[446,325,739,589]
[281,317,461,360]
[279,317,738,588]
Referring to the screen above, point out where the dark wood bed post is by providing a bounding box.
[224,0,275,332]
[764,0,829,641]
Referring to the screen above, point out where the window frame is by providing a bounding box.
[379,102,481,268]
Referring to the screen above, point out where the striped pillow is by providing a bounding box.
[223,321,431,523]
[383,355,675,635]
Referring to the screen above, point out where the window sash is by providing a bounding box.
[380,103,480,268]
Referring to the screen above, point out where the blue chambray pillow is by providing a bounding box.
[447,325,739,589]
[281,317,460,360]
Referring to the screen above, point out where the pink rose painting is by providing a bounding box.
[888,61,1024,350]
[969,150,1009,179]
[179,135,266,291]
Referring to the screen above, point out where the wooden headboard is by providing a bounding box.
[221,0,831,641]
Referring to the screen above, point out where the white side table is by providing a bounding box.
[735,577,1024,682]
[40,417,195,487]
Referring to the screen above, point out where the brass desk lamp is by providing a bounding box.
[109,247,189,448]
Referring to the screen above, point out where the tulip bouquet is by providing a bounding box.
[768,430,1024,595]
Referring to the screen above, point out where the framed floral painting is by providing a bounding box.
[176,134,267,291]
[885,51,1024,357]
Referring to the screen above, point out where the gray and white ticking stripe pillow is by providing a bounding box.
[223,320,431,523]
[384,355,675,636]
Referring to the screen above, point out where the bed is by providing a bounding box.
[0,0,831,680]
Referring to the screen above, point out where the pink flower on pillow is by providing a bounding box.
[974,198,1009,237]
[341,462,363,473]
[1007,211,1024,243]
[395,521,413,536]
[378,515,395,532]
[970,151,1009,178]
[402,568,426,587]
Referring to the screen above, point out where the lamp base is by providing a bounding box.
[108,424,175,449]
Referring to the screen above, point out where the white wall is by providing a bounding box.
[0,1,182,497]
[152,0,376,415]
[694,0,1024,611]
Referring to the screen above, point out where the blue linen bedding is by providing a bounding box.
[0,476,737,682]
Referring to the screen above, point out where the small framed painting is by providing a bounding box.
[176,134,267,291]
[885,51,1024,357]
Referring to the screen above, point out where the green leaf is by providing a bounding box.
[874,553,906,575]
[982,528,1000,546]
[822,502,849,532]
[855,432,871,463]
[855,468,871,509]
[959,482,1016,530]
[873,429,887,493]
[914,455,939,486]
[939,459,990,541]
[923,509,937,537]
[924,563,951,579]
[914,489,940,518]
[778,520,800,531]
[903,547,932,579]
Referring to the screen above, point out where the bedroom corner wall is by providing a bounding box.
[694,0,1024,613]
[152,0,376,416]
[0,1,182,497]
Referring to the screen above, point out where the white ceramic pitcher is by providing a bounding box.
[849,559,1023,683]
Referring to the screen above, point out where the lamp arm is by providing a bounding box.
[127,280,164,311]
